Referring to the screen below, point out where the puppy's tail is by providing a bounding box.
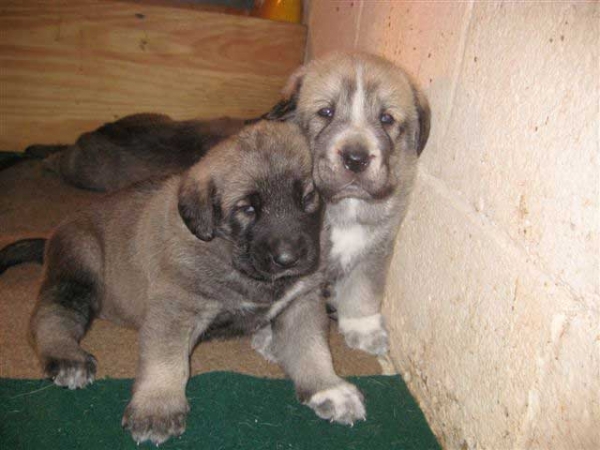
[0,238,46,275]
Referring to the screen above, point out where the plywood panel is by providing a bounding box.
[306,0,360,60]
[0,0,306,150]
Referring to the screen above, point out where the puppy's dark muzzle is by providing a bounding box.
[265,236,310,272]
[249,234,317,280]
[269,240,303,269]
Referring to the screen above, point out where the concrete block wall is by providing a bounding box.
[307,2,599,449]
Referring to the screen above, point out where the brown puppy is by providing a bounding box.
[29,121,363,445]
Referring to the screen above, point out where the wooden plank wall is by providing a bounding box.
[0,0,306,150]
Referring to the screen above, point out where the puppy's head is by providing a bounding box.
[178,121,321,281]
[269,52,430,203]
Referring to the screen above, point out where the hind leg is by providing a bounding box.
[30,275,99,389]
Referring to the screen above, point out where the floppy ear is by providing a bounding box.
[260,97,298,122]
[177,175,220,241]
[260,65,306,122]
[412,86,431,157]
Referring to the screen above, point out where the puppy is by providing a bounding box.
[28,121,364,445]
[261,52,431,356]
[31,114,248,191]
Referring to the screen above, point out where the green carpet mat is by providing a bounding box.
[0,373,440,450]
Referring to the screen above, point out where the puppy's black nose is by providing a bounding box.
[270,241,300,268]
[341,146,371,173]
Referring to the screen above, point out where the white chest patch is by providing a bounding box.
[330,224,369,270]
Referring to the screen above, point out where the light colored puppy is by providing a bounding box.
[260,52,430,356]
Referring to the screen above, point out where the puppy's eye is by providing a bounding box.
[241,205,255,216]
[235,201,257,218]
[380,113,395,125]
[317,107,335,119]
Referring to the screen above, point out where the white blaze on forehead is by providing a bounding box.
[323,63,382,165]
[351,64,366,125]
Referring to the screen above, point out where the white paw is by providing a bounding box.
[307,383,366,425]
[251,325,277,363]
[339,313,389,356]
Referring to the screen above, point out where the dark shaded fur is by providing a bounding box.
[46,277,97,328]
[40,114,250,192]
[260,96,298,122]
[0,238,46,274]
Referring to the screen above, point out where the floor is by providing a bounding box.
[1,373,441,450]
[0,158,381,380]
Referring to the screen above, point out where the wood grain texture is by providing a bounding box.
[0,0,306,150]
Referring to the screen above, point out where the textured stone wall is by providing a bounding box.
[308,2,599,449]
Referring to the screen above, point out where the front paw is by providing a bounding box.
[339,313,389,355]
[122,392,189,445]
[306,382,366,425]
[44,353,97,390]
